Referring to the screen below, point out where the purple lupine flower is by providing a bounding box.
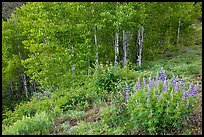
[159,68,167,81]
[187,82,194,96]
[155,75,160,82]
[137,78,141,89]
[172,76,177,86]
[180,76,185,87]
[186,89,191,98]
[148,76,154,89]
[174,82,179,92]
[182,92,187,101]
[125,92,129,101]
[143,77,146,87]
[126,84,130,92]
[192,83,199,96]
[182,83,194,100]
[186,102,189,108]
[162,79,167,92]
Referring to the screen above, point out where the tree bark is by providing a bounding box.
[123,30,127,67]
[22,72,28,98]
[137,27,144,67]
[115,27,119,68]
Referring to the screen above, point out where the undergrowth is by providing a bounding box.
[2,34,202,135]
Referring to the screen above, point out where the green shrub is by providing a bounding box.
[94,64,122,94]
[3,111,52,135]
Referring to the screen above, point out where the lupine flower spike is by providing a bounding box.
[125,83,130,101]
[187,82,194,96]
[162,79,167,92]
[180,75,185,88]
[192,83,199,96]
[174,82,179,92]
[137,78,141,89]
[159,68,166,81]
[143,77,146,87]
[172,76,176,86]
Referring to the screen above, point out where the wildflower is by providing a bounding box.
[155,75,159,82]
[172,76,177,86]
[126,83,130,92]
[186,82,194,96]
[159,68,167,81]
[143,77,146,87]
[180,76,185,87]
[182,92,187,101]
[174,82,179,92]
[186,102,189,108]
[137,78,141,89]
[125,92,129,101]
[148,76,154,89]
[192,83,199,96]
[182,83,194,100]
[162,79,167,92]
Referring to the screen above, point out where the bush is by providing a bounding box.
[3,111,52,135]
[94,64,122,94]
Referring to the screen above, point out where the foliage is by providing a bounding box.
[2,2,202,135]
[2,111,52,135]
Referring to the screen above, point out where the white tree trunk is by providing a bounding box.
[115,27,119,67]
[123,30,127,67]
[22,72,28,98]
[94,26,98,65]
[177,18,180,45]
[137,27,144,67]
[18,44,29,98]
[137,30,140,65]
